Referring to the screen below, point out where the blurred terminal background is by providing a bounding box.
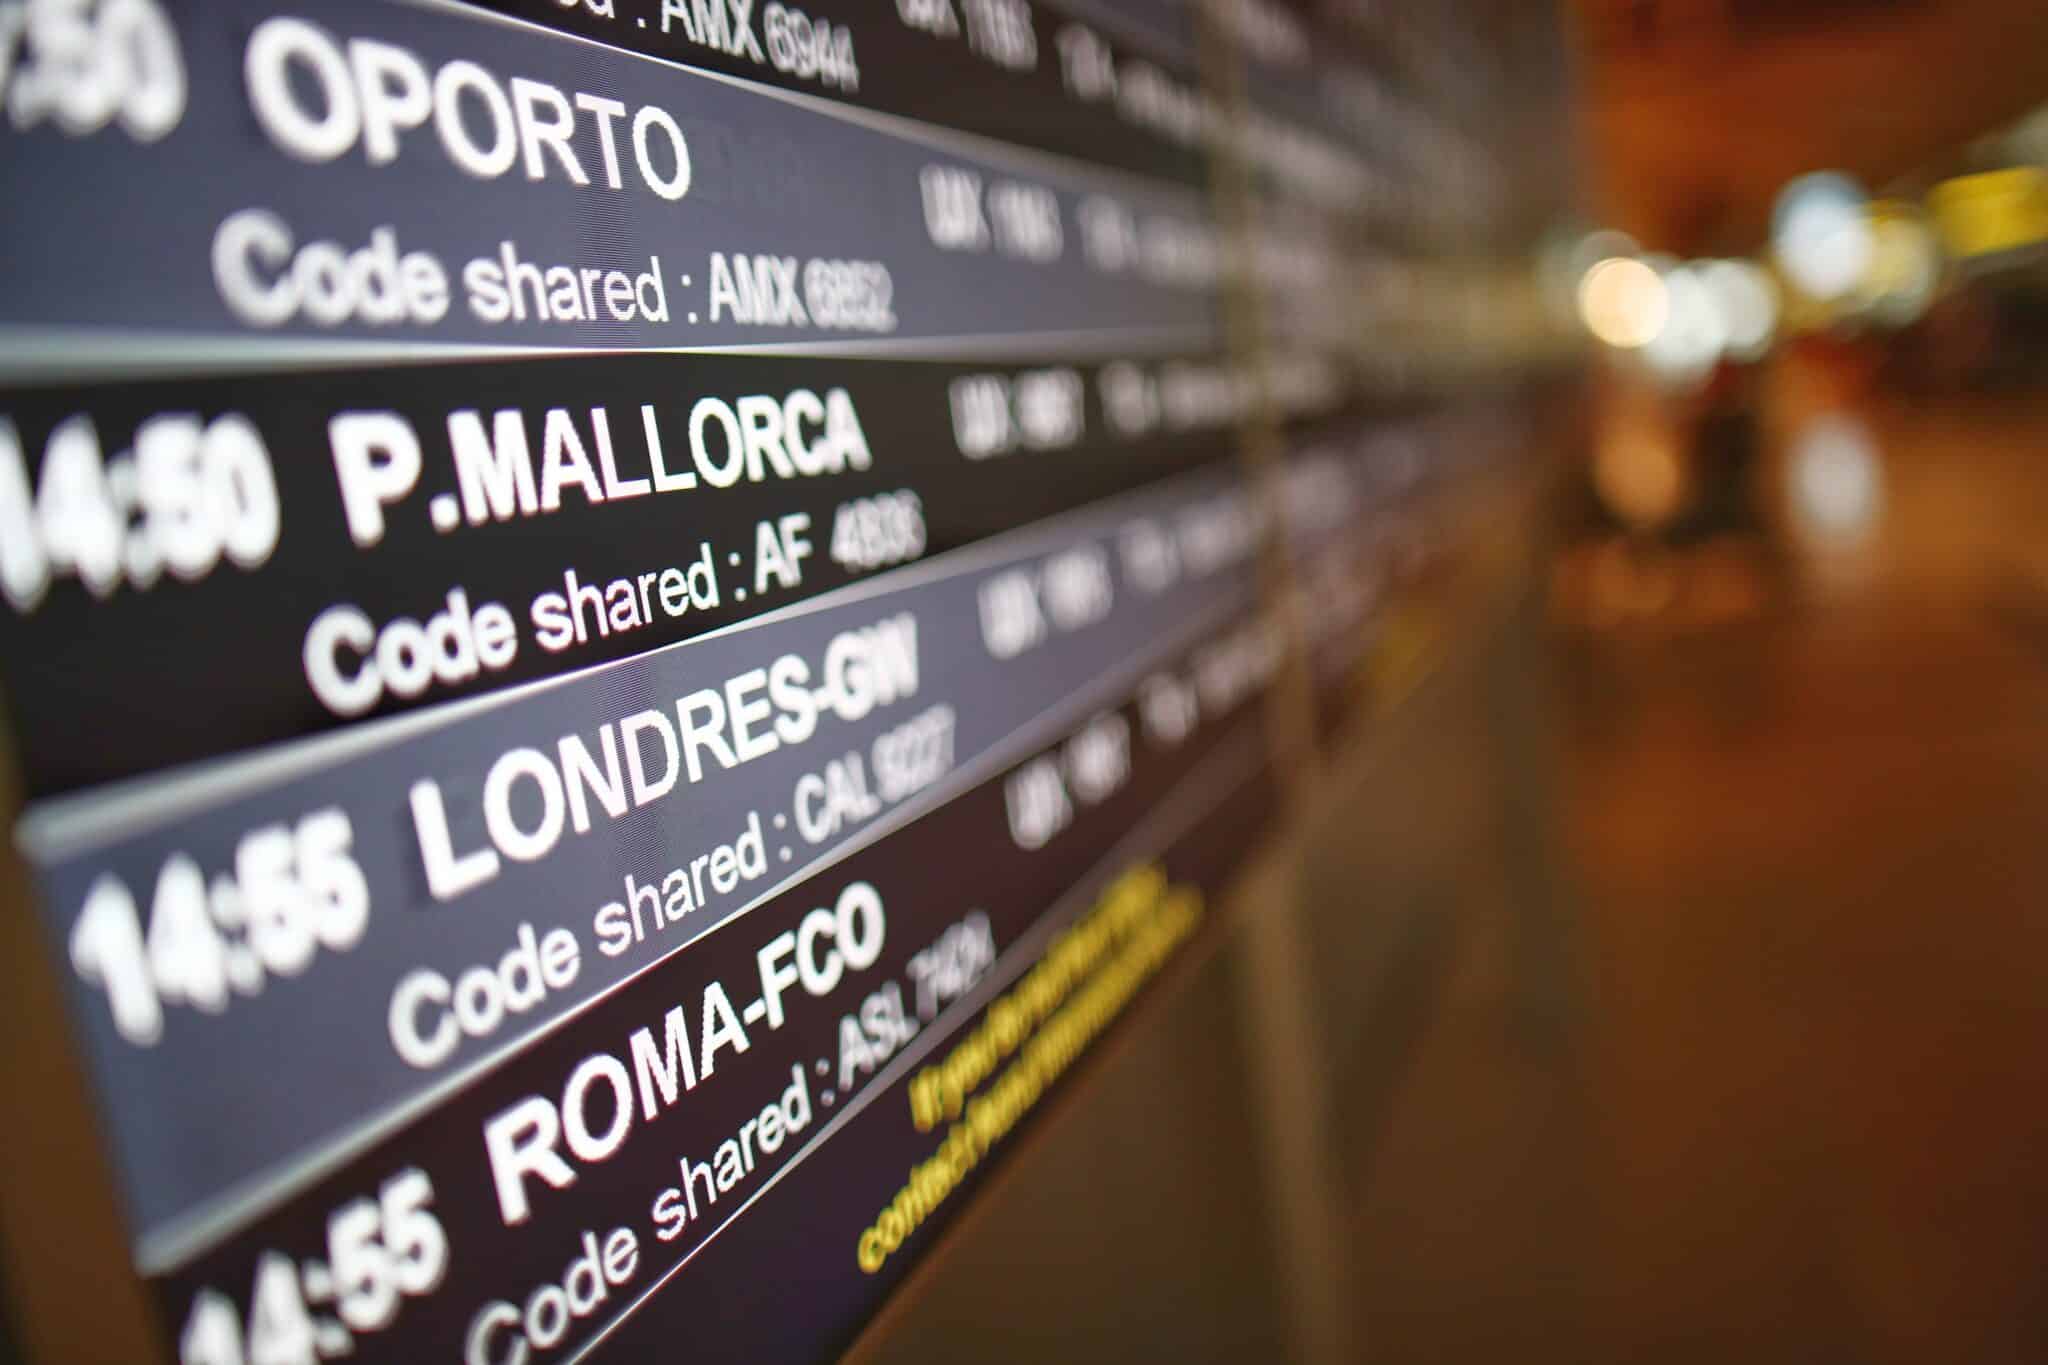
[862,1,2048,1362]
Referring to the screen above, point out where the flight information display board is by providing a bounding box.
[0,0,1575,1360]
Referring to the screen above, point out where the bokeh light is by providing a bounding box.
[1773,172,1875,302]
[1578,256,1668,348]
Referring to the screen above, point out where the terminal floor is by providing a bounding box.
[1351,551,2048,1356]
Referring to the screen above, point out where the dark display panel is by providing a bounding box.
[0,0,1577,1360]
